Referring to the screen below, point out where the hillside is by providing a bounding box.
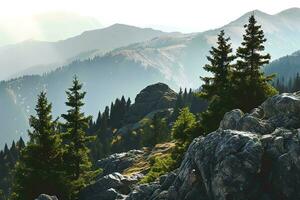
[265,50,300,81]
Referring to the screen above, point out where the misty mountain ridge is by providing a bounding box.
[0,23,168,80]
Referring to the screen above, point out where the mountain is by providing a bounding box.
[0,12,102,46]
[2,8,300,147]
[85,8,300,88]
[264,50,300,82]
[0,24,168,80]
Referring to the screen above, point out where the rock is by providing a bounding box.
[125,83,177,123]
[122,92,300,200]
[80,92,300,200]
[125,182,160,200]
[219,109,244,130]
[220,93,300,134]
[97,150,145,176]
[35,194,58,200]
[262,92,300,118]
[79,173,138,200]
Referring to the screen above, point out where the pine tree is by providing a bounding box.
[152,114,169,144]
[199,30,236,133]
[126,98,131,110]
[293,73,300,92]
[172,88,184,119]
[11,92,68,200]
[200,30,235,100]
[171,107,200,167]
[233,14,277,112]
[61,77,98,198]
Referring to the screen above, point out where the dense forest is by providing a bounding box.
[0,14,285,200]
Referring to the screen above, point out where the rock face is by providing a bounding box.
[123,92,300,200]
[125,83,177,123]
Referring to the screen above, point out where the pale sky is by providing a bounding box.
[1,0,300,33]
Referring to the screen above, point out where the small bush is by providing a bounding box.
[140,154,176,183]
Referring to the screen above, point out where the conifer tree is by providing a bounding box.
[126,98,131,110]
[200,30,235,133]
[11,92,68,200]
[172,88,184,119]
[201,30,235,100]
[233,14,277,112]
[61,76,97,198]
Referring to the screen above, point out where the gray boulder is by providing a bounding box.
[220,92,300,134]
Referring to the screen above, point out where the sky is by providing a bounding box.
[0,0,299,46]
[1,0,300,32]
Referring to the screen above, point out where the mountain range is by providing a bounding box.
[0,12,102,47]
[1,8,300,147]
[0,24,167,80]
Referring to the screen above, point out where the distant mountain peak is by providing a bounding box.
[243,9,271,17]
[276,7,300,17]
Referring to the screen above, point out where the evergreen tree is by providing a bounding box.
[11,92,68,200]
[293,73,300,92]
[233,14,277,112]
[61,77,98,198]
[126,98,132,110]
[100,106,110,133]
[199,30,235,133]
[152,114,169,144]
[171,107,200,167]
[200,30,235,100]
[172,88,184,119]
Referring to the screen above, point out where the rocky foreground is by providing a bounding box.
[37,92,300,200]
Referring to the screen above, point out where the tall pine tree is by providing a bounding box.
[200,30,236,133]
[61,76,98,198]
[11,92,68,200]
[233,14,277,112]
[201,30,235,99]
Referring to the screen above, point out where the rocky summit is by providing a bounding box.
[125,82,177,123]
[39,92,300,199]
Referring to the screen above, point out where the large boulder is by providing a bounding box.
[125,83,177,123]
[124,92,300,200]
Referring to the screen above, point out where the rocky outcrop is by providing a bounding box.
[35,194,58,200]
[79,173,139,200]
[77,92,300,200]
[124,92,300,200]
[125,83,177,123]
[97,150,145,176]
